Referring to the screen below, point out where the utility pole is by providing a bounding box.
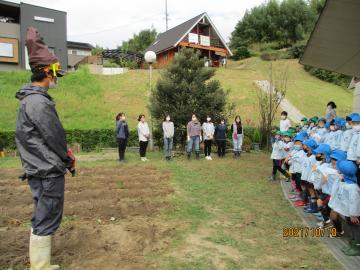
[165,0,169,31]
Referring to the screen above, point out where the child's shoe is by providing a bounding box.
[294,201,306,207]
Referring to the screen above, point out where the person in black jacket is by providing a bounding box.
[116,112,129,162]
[15,27,73,270]
[0,136,4,158]
[215,119,227,158]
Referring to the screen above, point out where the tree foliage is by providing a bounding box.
[230,0,325,49]
[119,29,157,53]
[91,45,104,56]
[149,48,232,132]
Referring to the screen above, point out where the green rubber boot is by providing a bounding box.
[341,239,355,252]
[343,243,360,256]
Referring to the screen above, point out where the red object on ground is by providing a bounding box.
[294,201,306,207]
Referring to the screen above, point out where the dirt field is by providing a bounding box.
[0,166,175,270]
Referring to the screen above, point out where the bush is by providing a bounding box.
[103,62,120,68]
[252,128,262,143]
[260,50,280,61]
[260,49,292,61]
[232,46,251,61]
[288,43,306,59]
[0,129,136,152]
[0,126,264,152]
[304,65,351,88]
[116,59,139,69]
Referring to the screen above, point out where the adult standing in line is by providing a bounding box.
[0,136,4,158]
[162,114,174,160]
[15,27,75,270]
[202,115,215,160]
[215,119,227,158]
[137,114,150,161]
[116,112,129,162]
[187,113,202,160]
[326,101,337,122]
[231,115,244,159]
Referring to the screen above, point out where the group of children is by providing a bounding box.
[271,111,360,256]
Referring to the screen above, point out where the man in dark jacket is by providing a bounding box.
[15,27,73,270]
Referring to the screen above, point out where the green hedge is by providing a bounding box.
[0,126,264,152]
[304,65,351,88]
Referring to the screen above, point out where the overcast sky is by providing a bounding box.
[9,0,266,48]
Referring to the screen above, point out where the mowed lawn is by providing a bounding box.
[1,152,341,269]
[0,57,353,131]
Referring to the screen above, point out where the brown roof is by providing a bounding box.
[146,12,232,55]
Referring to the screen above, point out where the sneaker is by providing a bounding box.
[294,201,306,207]
[330,230,344,238]
[317,220,331,228]
[289,196,302,202]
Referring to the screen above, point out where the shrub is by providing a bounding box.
[1,126,264,152]
[304,65,351,88]
[252,128,262,143]
[260,50,280,61]
[232,46,251,61]
[288,43,306,59]
[242,135,253,152]
[103,62,120,68]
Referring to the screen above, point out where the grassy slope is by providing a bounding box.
[0,58,353,131]
[0,152,342,269]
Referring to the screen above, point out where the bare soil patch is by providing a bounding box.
[0,166,175,270]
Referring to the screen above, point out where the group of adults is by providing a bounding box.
[115,113,245,162]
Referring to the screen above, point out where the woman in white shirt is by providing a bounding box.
[280,111,291,132]
[137,114,150,161]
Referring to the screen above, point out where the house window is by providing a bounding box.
[72,50,77,55]
[163,52,168,60]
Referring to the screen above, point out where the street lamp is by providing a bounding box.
[144,51,157,151]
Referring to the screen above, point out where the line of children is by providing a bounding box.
[270,112,360,256]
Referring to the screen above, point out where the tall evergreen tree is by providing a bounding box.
[149,48,231,141]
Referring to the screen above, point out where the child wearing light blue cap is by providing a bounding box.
[286,134,307,206]
[316,149,347,229]
[324,119,342,150]
[312,118,328,143]
[269,131,289,181]
[347,114,360,166]
[300,139,318,213]
[329,160,360,256]
[340,114,358,152]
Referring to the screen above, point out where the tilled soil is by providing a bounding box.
[0,166,175,270]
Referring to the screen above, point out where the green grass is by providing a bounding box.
[1,151,342,269]
[0,57,353,131]
[150,153,341,269]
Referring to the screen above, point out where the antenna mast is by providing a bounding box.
[165,0,169,31]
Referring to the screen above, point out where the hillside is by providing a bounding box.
[0,57,353,131]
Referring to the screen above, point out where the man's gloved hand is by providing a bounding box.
[66,149,76,177]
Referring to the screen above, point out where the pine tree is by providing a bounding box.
[149,48,232,144]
